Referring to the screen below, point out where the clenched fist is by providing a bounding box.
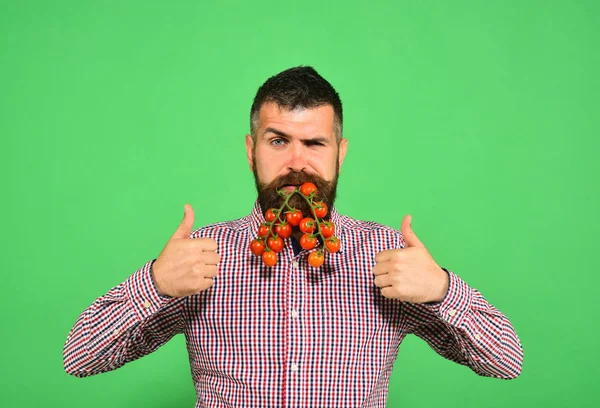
[373,215,448,303]
[151,204,220,297]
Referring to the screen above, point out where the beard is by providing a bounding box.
[252,154,340,222]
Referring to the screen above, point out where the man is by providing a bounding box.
[63,66,523,407]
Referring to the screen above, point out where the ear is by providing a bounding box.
[338,137,348,171]
[245,134,254,172]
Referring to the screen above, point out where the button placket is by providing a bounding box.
[287,255,303,383]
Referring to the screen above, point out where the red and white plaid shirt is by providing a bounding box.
[64,199,523,407]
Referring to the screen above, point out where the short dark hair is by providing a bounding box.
[250,66,343,143]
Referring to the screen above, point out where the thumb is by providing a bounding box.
[401,214,425,248]
[171,204,195,240]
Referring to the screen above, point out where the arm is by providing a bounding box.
[402,268,523,379]
[63,259,186,377]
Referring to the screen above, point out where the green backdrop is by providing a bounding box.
[2,0,598,406]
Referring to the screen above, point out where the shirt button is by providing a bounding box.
[292,260,299,268]
[291,309,298,318]
[143,301,151,309]
[113,329,120,335]
[475,333,481,340]
[448,309,456,317]
[291,363,298,372]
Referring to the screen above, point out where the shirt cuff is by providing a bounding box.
[125,259,172,321]
[422,267,473,328]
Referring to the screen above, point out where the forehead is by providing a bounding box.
[257,102,336,138]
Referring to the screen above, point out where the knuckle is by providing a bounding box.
[192,263,205,276]
[194,280,206,292]
[202,238,218,251]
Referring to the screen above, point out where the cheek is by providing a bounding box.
[255,153,281,182]
[308,152,337,177]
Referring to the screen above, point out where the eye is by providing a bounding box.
[271,138,286,146]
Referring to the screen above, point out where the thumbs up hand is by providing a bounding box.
[151,204,221,298]
[373,215,449,304]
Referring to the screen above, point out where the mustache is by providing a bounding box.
[268,171,324,190]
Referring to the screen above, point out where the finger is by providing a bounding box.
[374,274,392,288]
[374,249,393,263]
[201,250,221,265]
[203,265,219,278]
[202,277,214,289]
[171,204,195,240]
[401,214,425,248]
[373,262,392,276]
[380,286,399,299]
[196,237,218,252]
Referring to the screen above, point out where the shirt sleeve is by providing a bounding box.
[63,259,186,377]
[401,268,524,379]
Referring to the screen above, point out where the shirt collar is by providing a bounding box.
[248,197,346,254]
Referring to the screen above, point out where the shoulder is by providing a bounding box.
[189,215,250,239]
[339,214,406,250]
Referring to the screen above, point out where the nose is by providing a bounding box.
[287,142,307,173]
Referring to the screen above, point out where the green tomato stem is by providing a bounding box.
[297,191,333,252]
[261,187,298,245]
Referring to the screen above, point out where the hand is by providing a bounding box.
[373,215,448,303]
[151,204,220,297]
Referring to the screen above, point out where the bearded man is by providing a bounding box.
[64,66,523,408]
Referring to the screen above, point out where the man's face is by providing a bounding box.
[245,102,348,221]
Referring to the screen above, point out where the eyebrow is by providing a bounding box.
[263,127,329,145]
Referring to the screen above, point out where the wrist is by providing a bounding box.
[150,260,168,297]
[431,267,449,303]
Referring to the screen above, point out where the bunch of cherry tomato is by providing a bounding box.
[250,182,341,268]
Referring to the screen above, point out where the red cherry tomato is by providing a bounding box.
[262,250,277,266]
[250,239,265,256]
[319,221,334,238]
[311,201,328,219]
[308,251,324,268]
[258,224,270,237]
[285,209,303,226]
[325,237,340,253]
[300,234,317,250]
[300,182,317,196]
[275,222,292,239]
[299,217,316,234]
[267,236,284,252]
[265,208,277,223]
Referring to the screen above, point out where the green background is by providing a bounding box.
[2,0,598,406]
